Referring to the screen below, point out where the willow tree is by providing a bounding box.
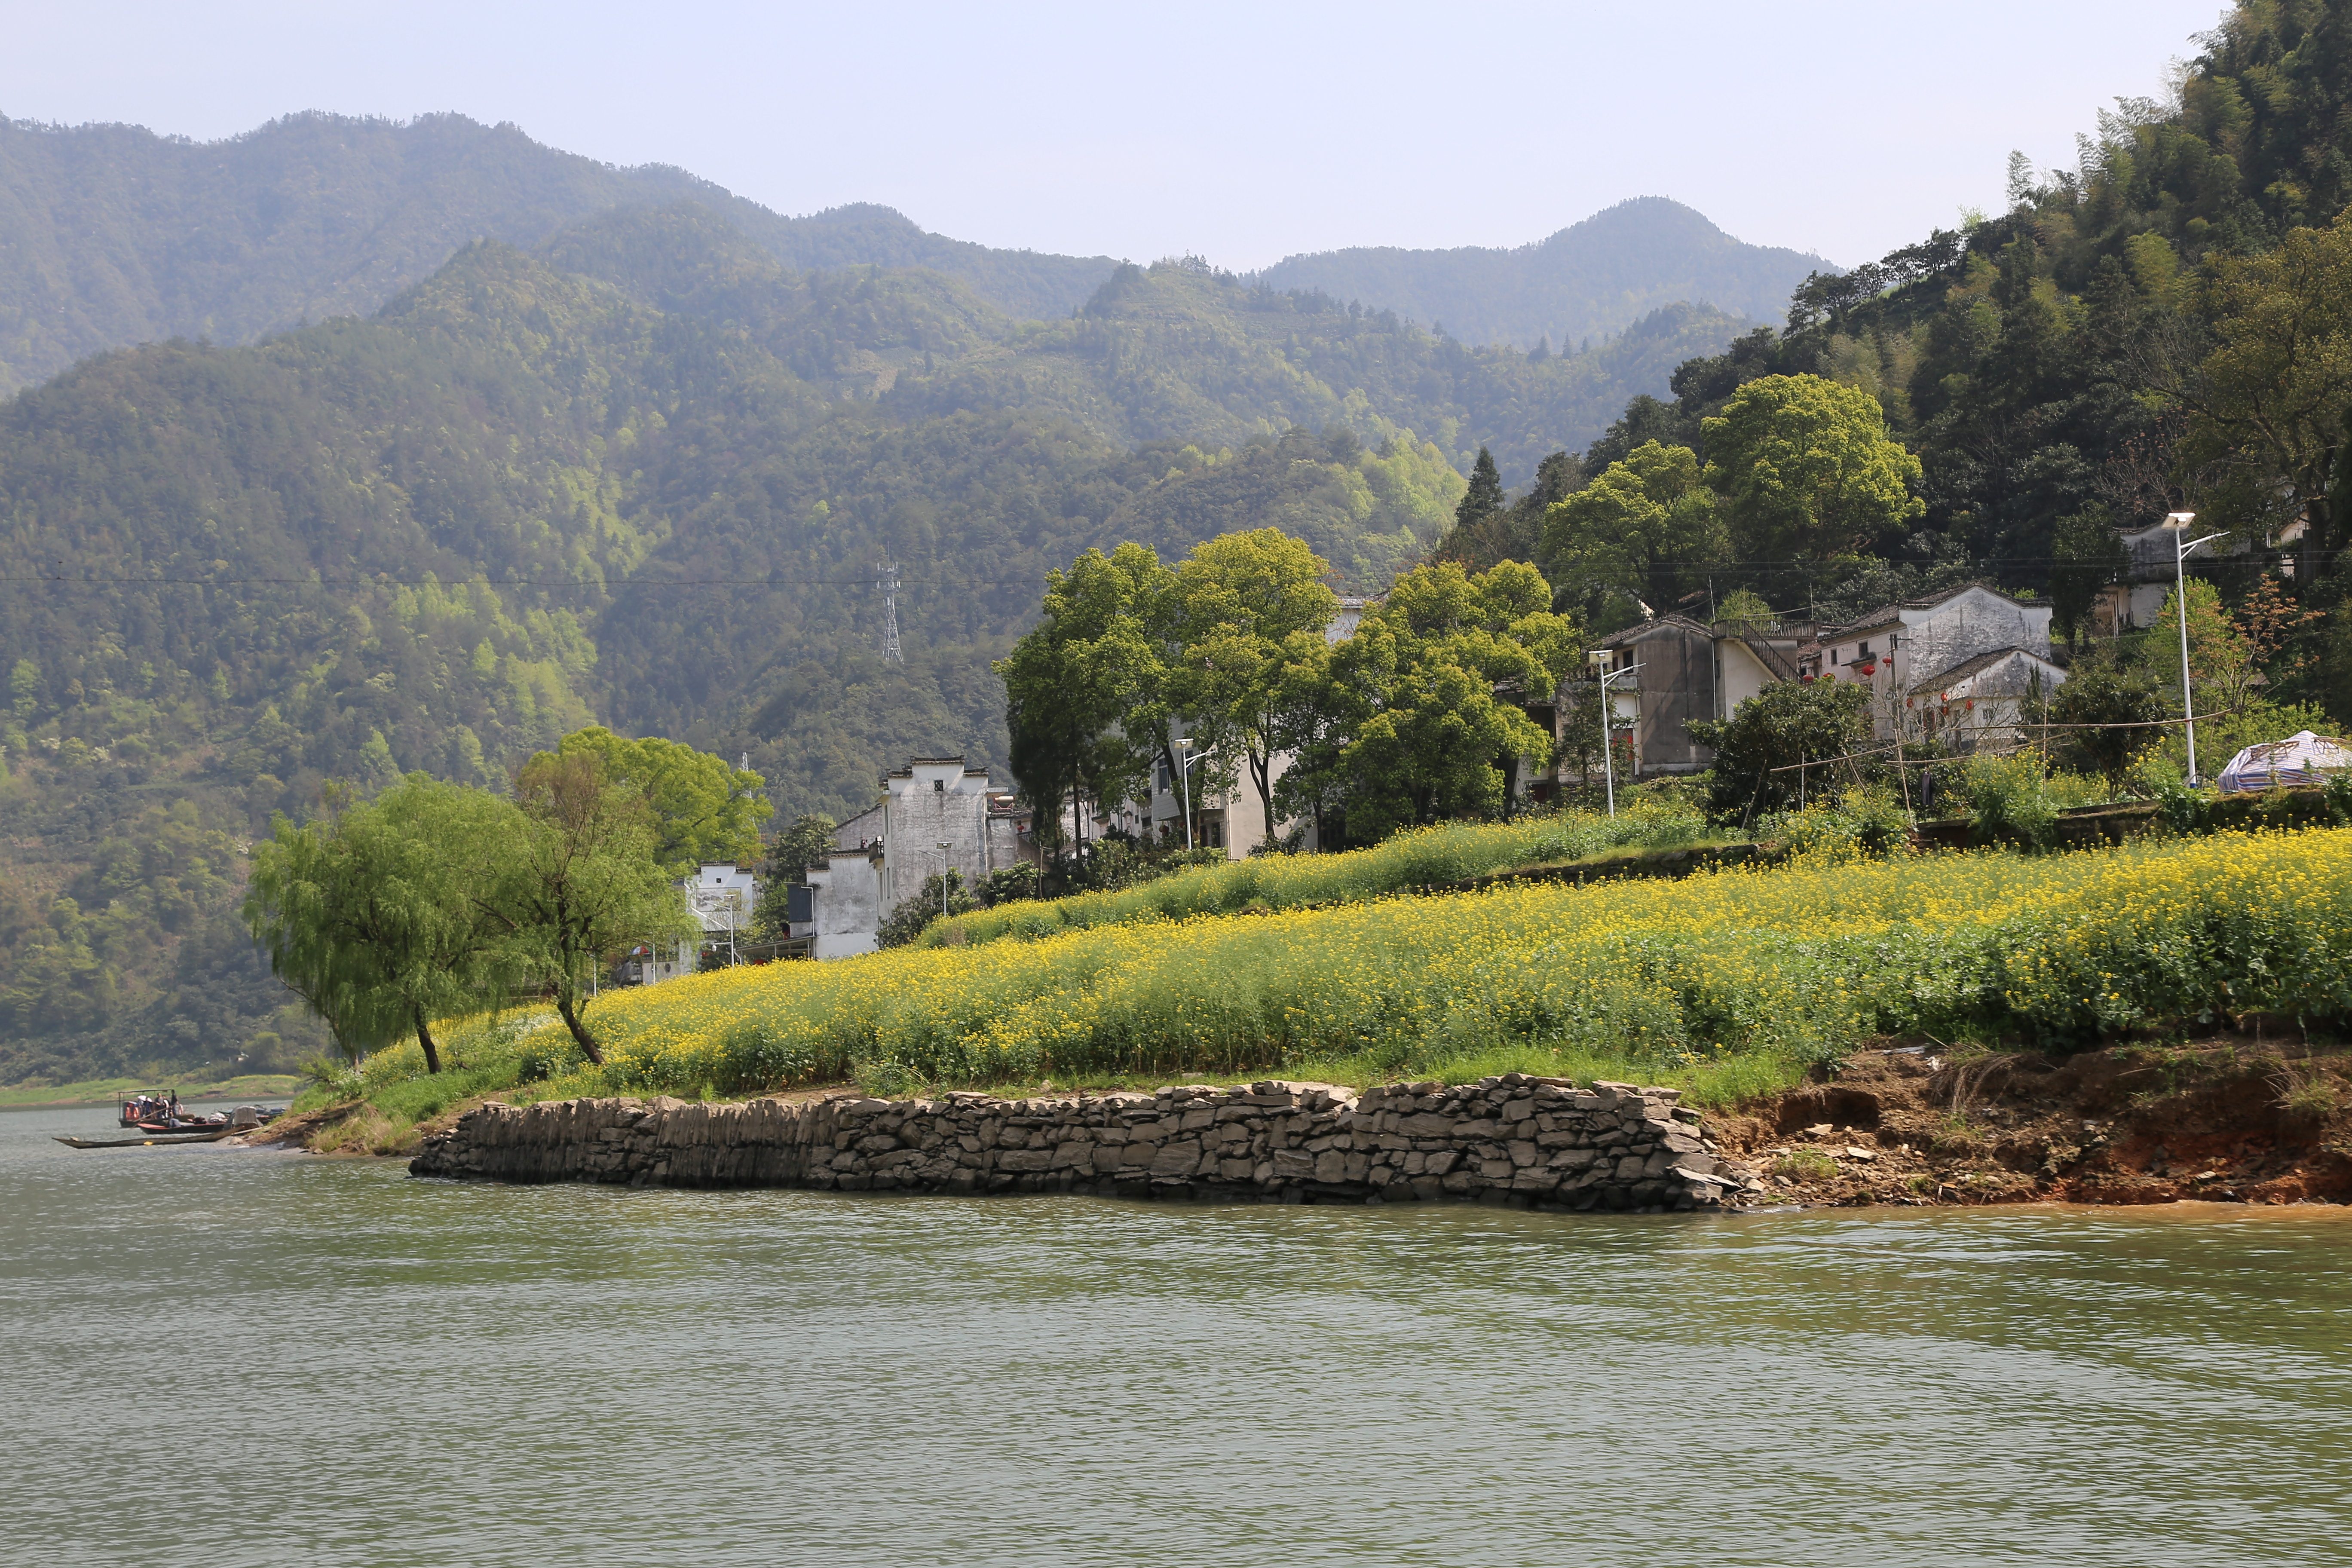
[241,812,407,1066]
[488,750,693,1064]
[242,775,516,1072]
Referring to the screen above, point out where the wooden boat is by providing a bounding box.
[55,1127,239,1149]
[119,1091,227,1129]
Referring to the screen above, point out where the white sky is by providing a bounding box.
[5,0,2228,270]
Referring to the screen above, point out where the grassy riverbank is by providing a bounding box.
[288,827,2352,1155]
[0,1073,304,1109]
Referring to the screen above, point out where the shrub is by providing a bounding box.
[1960,753,2058,848]
[1773,1148,1838,1181]
[1764,784,1911,862]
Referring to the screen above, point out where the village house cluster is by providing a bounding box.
[765,580,2084,960]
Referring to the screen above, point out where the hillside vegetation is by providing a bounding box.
[0,112,1120,395]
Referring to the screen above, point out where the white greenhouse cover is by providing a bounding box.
[2216,730,2352,794]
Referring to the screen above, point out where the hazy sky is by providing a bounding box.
[8,0,2228,270]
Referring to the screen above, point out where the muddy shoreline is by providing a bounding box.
[1712,1040,2352,1209]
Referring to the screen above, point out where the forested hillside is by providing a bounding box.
[0,200,1736,1084]
[1255,198,1829,352]
[0,112,1121,395]
[1440,0,2352,713]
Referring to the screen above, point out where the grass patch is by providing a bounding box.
[1774,1148,1839,1181]
[923,808,1715,949]
[0,1073,305,1109]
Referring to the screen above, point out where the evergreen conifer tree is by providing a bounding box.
[1455,446,1504,530]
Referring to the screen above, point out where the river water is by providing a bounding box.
[4,1102,2349,1568]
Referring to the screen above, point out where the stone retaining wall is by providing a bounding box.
[409,1075,1762,1212]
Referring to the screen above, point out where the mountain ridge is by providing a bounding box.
[1253,196,1833,350]
[0,111,1124,395]
[0,113,1822,402]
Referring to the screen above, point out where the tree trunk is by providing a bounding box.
[412,1006,443,1075]
[554,989,606,1066]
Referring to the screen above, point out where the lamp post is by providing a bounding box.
[1591,656,1642,818]
[2165,512,2224,784]
[1174,737,1210,851]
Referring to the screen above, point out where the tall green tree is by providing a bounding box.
[241,776,516,1072]
[551,728,772,875]
[1541,441,1729,632]
[750,812,837,940]
[2048,508,2128,646]
[1455,445,1505,531]
[1700,373,1925,562]
[1173,529,1340,847]
[997,543,1173,859]
[1299,560,1581,842]
[2174,210,2352,578]
[487,750,693,1065]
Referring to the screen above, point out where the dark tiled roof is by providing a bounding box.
[1829,581,2031,639]
[1908,644,2064,695]
[1592,613,1712,647]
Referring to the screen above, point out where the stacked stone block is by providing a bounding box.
[410,1074,1757,1212]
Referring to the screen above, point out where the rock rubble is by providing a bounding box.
[410,1075,1762,1212]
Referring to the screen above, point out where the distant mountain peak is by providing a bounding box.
[1253,199,1832,352]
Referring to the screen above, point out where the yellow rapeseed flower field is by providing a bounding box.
[539,828,2352,1096]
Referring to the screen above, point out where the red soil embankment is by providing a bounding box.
[1714,1040,2352,1207]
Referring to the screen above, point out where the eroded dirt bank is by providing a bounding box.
[1713,1040,2352,1208]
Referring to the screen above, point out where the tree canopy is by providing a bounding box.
[551,727,770,875]
[1700,374,1925,563]
[1541,440,1729,633]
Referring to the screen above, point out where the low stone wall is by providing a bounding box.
[410,1075,1761,1212]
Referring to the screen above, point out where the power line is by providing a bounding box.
[0,570,1044,589]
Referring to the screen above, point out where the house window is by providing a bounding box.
[1859,640,1871,658]
[1829,648,1839,665]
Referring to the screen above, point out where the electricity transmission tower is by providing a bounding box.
[876,561,903,663]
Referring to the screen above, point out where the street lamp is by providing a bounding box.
[2164,512,2225,784]
[1591,656,1642,818]
[1173,737,1211,851]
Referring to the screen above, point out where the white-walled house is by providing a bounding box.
[796,756,1029,959]
[619,863,763,983]
[1795,583,2066,748]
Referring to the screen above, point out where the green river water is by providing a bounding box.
[4,1101,2349,1568]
